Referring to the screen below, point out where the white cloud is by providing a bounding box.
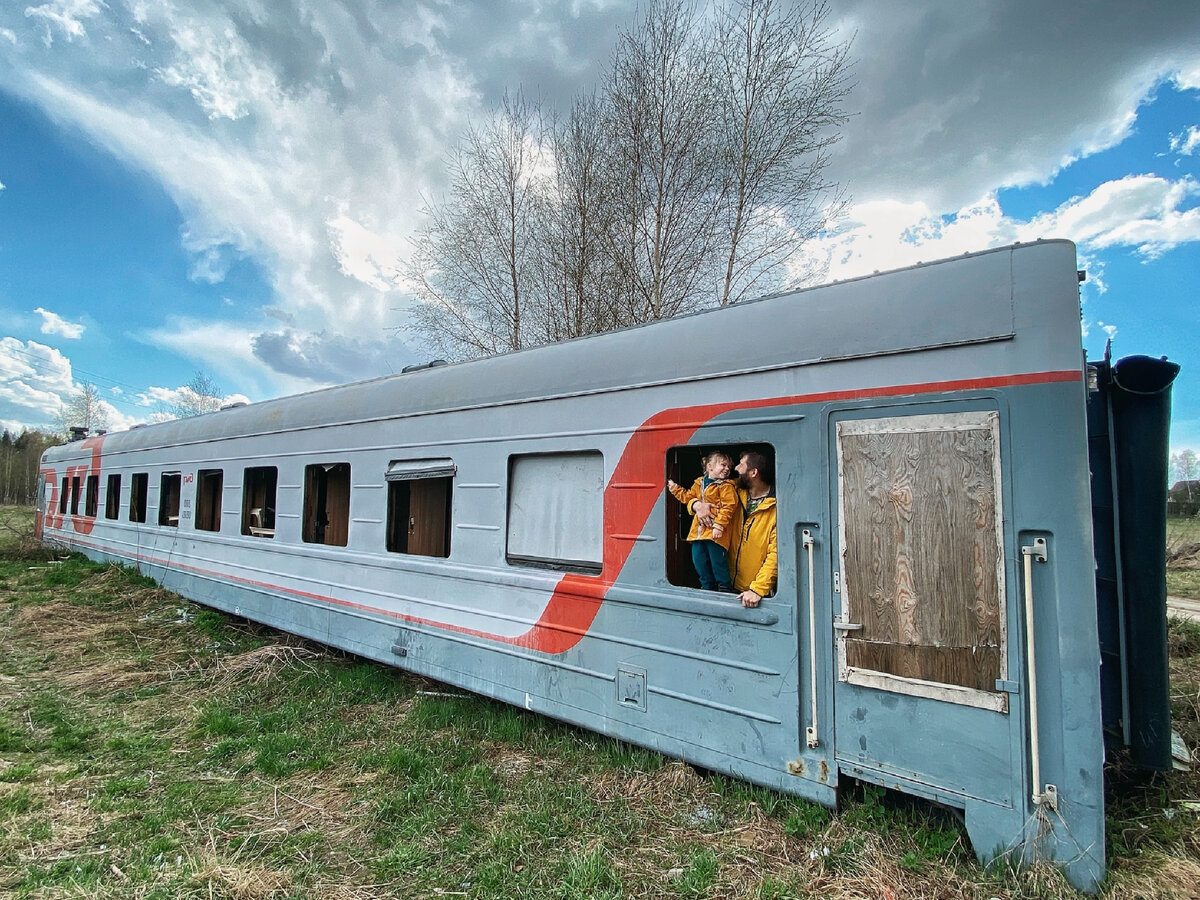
[1025,175,1200,259]
[0,0,1197,413]
[34,306,85,339]
[24,0,105,47]
[326,213,404,291]
[0,336,148,434]
[829,0,1200,209]
[801,173,1200,287]
[1171,126,1200,156]
[0,337,73,429]
[154,18,277,121]
[132,383,250,411]
[1176,64,1200,91]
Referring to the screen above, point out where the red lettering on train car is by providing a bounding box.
[40,468,63,531]
[69,435,106,535]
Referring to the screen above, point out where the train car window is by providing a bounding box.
[385,460,453,558]
[159,473,182,526]
[664,444,775,591]
[242,467,278,538]
[507,452,603,574]
[69,476,81,515]
[59,477,69,514]
[129,473,148,523]
[195,470,223,532]
[84,475,98,517]
[304,463,350,547]
[104,474,121,519]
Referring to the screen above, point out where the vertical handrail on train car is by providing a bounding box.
[1021,537,1056,810]
[803,529,819,748]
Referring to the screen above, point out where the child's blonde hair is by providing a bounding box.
[702,450,733,473]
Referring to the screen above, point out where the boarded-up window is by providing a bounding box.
[242,467,278,538]
[836,412,1005,706]
[385,459,452,558]
[304,463,350,547]
[159,473,181,526]
[129,473,148,523]
[195,469,223,532]
[508,452,603,573]
[84,475,98,517]
[105,474,121,520]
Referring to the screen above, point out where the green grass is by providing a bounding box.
[1,508,1199,899]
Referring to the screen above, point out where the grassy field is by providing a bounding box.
[2,505,1199,899]
[1168,516,1200,600]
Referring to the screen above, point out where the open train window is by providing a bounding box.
[105,474,121,519]
[129,473,148,523]
[59,476,69,514]
[69,475,81,515]
[385,459,453,558]
[195,469,223,532]
[664,443,775,591]
[304,463,350,547]
[84,475,98,517]
[507,451,603,574]
[158,473,181,526]
[242,466,278,538]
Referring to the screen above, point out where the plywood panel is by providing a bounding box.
[838,413,1004,694]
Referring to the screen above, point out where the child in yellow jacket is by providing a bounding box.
[667,451,737,591]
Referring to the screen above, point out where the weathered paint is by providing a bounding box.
[40,241,1106,890]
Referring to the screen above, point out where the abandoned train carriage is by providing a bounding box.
[42,240,1169,891]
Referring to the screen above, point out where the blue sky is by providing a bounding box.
[0,0,1198,452]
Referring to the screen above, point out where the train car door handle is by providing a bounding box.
[802,529,820,749]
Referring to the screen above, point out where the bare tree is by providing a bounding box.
[404,0,853,358]
[408,92,546,359]
[713,0,852,304]
[56,382,110,437]
[530,92,624,343]
[1171,449,1198,488]
[604,0,722,322]
[172,371,224,417]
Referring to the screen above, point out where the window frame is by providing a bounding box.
[506,451,604,575]
[159,472,182,527]
[242,466,278,538]
[194,469,224,533]
[303,462,351,547]
[129,473,148,523]
[385,459,453,559]
[104,473,121,520]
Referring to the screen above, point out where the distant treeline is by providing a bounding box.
[1,430,58,506]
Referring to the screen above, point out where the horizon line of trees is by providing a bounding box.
[0,429,57,506]
[405,0,854,360]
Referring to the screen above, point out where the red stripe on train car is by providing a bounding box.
[45,369,1082,654]
[518,369,1082,653]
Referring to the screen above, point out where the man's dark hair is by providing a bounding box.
[741,450,773,486]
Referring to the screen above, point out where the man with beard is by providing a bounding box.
[689,450,777,608]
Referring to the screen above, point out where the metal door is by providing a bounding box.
[830,410,1018,802]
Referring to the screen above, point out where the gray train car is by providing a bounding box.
[39,240,1168,891]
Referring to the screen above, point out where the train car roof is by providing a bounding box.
[44,240,1079,459]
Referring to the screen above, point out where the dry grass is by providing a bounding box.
[3,507,1200,899]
